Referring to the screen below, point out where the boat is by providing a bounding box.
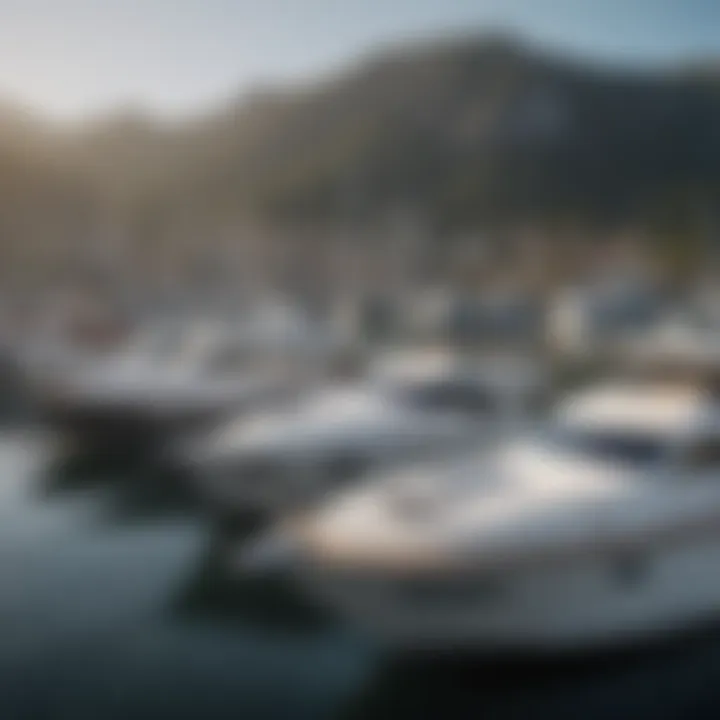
[34,318,302,455]
[178,350,546,523]
[261,376,720,653]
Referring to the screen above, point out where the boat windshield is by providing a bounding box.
[547,426,669,467]
[393,377,496,415]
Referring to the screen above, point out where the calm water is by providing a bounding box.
[3,431,720,720]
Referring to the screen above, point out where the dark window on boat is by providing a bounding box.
[323,452,370,484]
[551,429,667,467]
[400,379,496,415]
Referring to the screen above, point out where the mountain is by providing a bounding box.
[151,35,720,231]
[1,33,720,281]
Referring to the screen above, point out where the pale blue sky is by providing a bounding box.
[0,0,719,119]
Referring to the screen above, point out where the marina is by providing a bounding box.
[1,7,720,716]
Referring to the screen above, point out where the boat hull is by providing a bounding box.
[186,425,497,521]
[297,532,720,652]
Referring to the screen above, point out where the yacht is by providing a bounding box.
[178,351,546,523]
[35,319,301,455]
[259,377,720,652]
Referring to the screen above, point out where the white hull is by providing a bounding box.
[298,532,720,651]
[198,428,493,516]
[282,378,720,653]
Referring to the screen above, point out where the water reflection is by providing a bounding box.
[171,545,333,633]
[41,446,201,520]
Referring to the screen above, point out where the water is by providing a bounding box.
[3,431,720,719]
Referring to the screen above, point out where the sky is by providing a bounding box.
[0,0,719,119]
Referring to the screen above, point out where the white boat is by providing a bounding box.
[35,319,301,454]
[178,351,546,519]
[268,377,720,652]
